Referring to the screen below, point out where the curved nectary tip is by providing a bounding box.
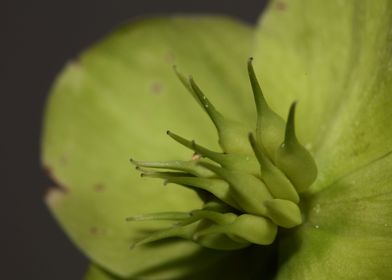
[276,102,318,193]
[129,59,318,251]
[173,66,195,99]
[247,58,286,162]
[166,130,194,150]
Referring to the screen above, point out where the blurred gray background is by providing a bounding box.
[2,1,266,279]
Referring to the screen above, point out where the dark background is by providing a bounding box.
[3,1,266,279]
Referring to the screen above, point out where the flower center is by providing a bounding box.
[128,58,317,251]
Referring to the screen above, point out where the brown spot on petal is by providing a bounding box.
[94,184,105,192]
[164,51,176,64]
[59,156,68,165]
[275,1,287,11]
[90,227,99,235]
[43,165,55,179]
[150,82,163,94]
[89,227,107,236]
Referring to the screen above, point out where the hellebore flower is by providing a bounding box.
[42,0,392,279]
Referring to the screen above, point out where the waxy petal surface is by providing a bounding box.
[253,1,392,277]
[254,0,392,190]
[276,152,392,279]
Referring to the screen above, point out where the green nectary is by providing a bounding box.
[128,58,318,250]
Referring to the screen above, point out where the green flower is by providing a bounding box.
[42,0,392,279]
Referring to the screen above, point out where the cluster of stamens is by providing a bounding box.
[128,58,317,251]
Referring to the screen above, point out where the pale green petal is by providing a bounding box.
[253,0,357,146]
[253,0,392,191]
[254,1,392,278]
[42,17,253,278]
[314,0,392,190]
[276,152,392,279]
